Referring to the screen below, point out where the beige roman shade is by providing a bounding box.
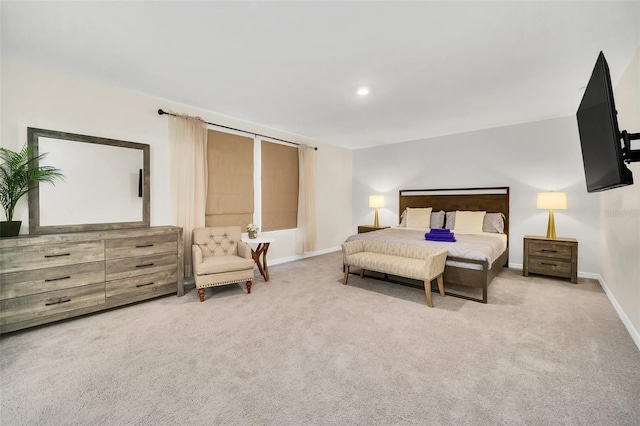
[205,129,254,228]
[261,141,298,231]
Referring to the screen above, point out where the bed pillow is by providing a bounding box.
[430,210,446,229]
[406,207,433,228]
[444,211,456,230]
[483,213,506,233]
[453,211,486,234]
[399,208,444,228]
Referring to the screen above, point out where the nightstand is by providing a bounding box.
[357,225,390,234]
[523,236,578,283]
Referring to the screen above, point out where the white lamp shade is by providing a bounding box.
[369,195,385,208]
[537,192,567,210]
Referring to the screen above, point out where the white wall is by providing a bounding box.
[1,60,352,262]
[352,116,600,274]
[599,48,640,348]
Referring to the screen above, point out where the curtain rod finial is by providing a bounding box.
[157,109,165,115]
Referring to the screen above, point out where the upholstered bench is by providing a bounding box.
[341,240,448,307]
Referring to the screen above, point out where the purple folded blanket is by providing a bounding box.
[429,228,451,234]
[425,231,456,242]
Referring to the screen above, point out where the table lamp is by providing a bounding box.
[536,191,567,239]
[369,195,385,227]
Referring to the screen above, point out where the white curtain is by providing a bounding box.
[169,114,208,277]
[297,144,316,253]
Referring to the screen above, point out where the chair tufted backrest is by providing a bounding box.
[192,226,242,258]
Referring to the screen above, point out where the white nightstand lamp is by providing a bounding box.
[369,195,385,228]
[536,191,567,239]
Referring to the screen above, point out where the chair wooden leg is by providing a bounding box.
[343,265,350,285]
[424,280,434,308]
[198,288,205,302]
[247,281,252,294]
[437,274,445,297]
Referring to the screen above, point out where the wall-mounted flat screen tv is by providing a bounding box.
[576,51,633,193]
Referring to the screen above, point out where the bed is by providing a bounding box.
[346,187,510,303]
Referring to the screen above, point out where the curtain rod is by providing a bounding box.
[157,109,318,150]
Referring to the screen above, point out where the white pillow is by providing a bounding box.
[406,207,432,228]
[453,210,486,234]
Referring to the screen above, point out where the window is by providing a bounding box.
[261,141,299,232]
[205,129,254,227]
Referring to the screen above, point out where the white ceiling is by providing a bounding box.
[2,1,639,150]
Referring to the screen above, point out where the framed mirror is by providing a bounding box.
[28,128,150,234]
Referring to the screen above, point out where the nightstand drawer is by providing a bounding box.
[527,241,573,260]
[527,258,572,276]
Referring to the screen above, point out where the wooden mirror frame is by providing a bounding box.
[28,128,150,234]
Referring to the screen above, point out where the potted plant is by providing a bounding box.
[247,223,259,239]
[0,146,64,237]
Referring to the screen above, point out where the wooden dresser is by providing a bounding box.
[523,235,578,284]
[0,226,183,334]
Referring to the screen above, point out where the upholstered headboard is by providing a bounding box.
[398,187,510,238]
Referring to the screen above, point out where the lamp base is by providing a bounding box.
[546,209,556,239]
[373,208,380,228]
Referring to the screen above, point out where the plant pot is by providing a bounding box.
[0,221,22,238]
[248,231,257,239]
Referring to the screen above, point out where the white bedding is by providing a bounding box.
[346,227,507,270]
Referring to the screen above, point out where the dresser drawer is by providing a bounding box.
[0,262,105,299]
[106,269,177,301]
[528,257,572,276]
[0,282,105,326]
[106,253,177,281]
[105,234,177,260]
[527,241,573,260]
[0,241,104,274]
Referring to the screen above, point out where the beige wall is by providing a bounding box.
[1,60,353,263]
[599,48,640,348]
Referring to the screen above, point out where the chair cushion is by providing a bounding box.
[195,255,255,276]
[193,226,242,257]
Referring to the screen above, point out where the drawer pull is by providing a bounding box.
[541,249,557,253]
[44,253,71,258]
[541,262,557,266]
[136,263,155,268]
[136,244,154,248]
[45,296,71,306]
[135,282,155,288]
[45,276,71,282]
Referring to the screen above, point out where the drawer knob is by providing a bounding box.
[44,276,71,282]
[136,244,154,248]
[45,296,71,306]
[44,253,71,258]
[135,263,155,268]
[135,282,155,288]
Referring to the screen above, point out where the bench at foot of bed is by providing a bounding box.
[341,241,447,308]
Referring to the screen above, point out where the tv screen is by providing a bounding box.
[576,51,633,193]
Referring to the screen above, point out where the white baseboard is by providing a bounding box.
[269,246,341,266]
[596,274,640,351]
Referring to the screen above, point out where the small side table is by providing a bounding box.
[523,235,578,283]
[357,225,390,234]
[241,236,276,281]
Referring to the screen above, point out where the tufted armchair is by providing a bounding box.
[192,226,255,302]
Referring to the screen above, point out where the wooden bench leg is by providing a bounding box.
[360,269,365,278]
[424,280,434,307]
[437,274,445,297]
[343,265,350,285]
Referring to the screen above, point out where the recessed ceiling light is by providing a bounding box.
[357,87,369,96]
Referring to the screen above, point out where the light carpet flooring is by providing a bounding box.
[1,251,639,425]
